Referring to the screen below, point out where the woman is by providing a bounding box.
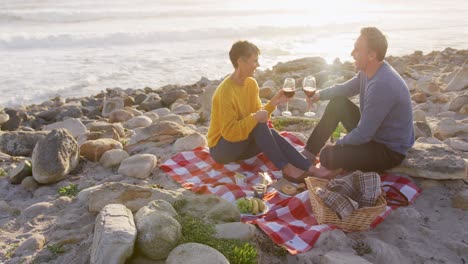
[207,40,316,182]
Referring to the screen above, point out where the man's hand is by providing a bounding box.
[306,91,320,104]
[254,110,269,123]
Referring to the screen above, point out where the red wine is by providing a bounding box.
[283,88,295,98]
[303,87,317,97]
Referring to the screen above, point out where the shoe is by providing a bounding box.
[283,171,309,184]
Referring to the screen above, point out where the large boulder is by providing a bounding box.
[90,204,136,264]
[80,138,123,162]
[1,108,22,131]
[158,114,184,125]
[390,142,467,180]
[32,129,79,184]
[134,201,181,260]
[166,243,229,264]
[173,133,207,152]
[161,90,189,106]
[83,182,185,213]
[0,131,48,156]
[118,154,158,179]
[43,118,87,138]
[177,194,240,224]
[448,94,468,112]
[108,109,134,123]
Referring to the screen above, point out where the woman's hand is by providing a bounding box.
[254,110,269,123]
[270,89,288,106]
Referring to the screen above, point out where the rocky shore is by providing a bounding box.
[0,48,467,264]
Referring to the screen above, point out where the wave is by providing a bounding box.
[0,8,296,24]
[0,25,342,49]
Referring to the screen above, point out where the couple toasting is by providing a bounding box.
[207,27,414,183]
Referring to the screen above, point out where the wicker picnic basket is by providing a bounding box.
[305,177,387,232]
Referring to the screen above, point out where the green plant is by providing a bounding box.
[0,167,7,177]
[57,184,79,198]
[271,117,316,131]
[46,244,66,255]
[5,243,19,259]
[177,214,257,264]
[331,123,347,142]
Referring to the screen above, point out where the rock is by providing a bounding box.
[32,129,80,184]
[166,243,229,264]
[0,113,9,124]
[134,201,181,260]
[36,108,61,121]
[390,142,467,180]
[118,154,158,179]
[288,97,308,113]
[127,121,194,146]
[15,234,46,255]
[143,111,159,122]
[452,190,468,210]
[319,251,372,264]
[448,95,468,112]
[43,118,87,138]
[362,238,409,264]
[173,133,207,152]
[8,160,32,184]
[87,121,126,138]
[177,194,240,224]
[413,109,426,122]
[124,116,153,129]
[273,57,327,74]
[436,111,457,118]
[199,84,218,117]
[459,104,468,114]
[86,182,185,213]
[172,104,195,115]
[415,137,443,145]
[102,97,125,117]
[198,76,211,87]
[80,138,123,162]
[90,204,137,264]
[99,149,130,168]
[21,176,39,192]
[150,108,171,118]
[259,87,274,99]
[109,109,134,123]
[142,200,178,218]
[414,121,432,138]
[22,201,53,219]
[181,113,199,124]
[214,222,256,241]
[411,93,427,103]
[445,59,468,92]
[161,90,189,106]
[433,119,468,140]
[0,131,48,156]
[443,138,468,152]
[124,107,143,117]
[1,109,22,131]
[158,114,184,125]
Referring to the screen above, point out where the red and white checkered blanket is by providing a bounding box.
[160,132,421,254]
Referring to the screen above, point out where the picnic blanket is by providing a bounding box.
[160,131,421,254]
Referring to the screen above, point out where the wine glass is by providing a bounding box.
[282,78,295,117]
[302,76,317,117]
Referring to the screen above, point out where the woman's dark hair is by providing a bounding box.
[229,40,260,68]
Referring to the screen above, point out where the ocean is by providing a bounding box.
[1,0,467,107]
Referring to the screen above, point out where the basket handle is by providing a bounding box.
[382,184,409,206]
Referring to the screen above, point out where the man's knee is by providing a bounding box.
[326,96,349,112]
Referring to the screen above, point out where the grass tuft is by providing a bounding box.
[57,184,79,198]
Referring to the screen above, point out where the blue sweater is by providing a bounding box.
[319,61,414,155]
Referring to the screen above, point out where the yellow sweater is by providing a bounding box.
[207,76,276,147]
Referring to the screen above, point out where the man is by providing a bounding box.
[303,27,414,173]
